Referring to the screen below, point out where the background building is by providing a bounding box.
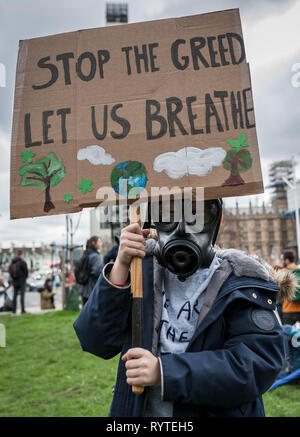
[217,160,298,263]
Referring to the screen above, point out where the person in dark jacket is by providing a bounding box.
[74,199,289,417]
[9,249,28,314]
[80,236,103,306]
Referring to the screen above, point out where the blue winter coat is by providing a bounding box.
[73,250,285,417]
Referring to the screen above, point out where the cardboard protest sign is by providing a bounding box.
[10,8,263,219]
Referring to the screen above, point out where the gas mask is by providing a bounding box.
[153,199,223,281]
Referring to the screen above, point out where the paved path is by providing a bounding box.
[10,287,63,315]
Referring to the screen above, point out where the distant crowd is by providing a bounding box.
[1,242,300,327]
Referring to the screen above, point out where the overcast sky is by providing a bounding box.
[0,0,300,248]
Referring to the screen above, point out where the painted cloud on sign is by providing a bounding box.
[77,145,115,165]
[153,147,226,179]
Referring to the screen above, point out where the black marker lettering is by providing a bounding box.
[97,49,110,79]
[226,33,245,65]
[24,113,42,147]
[166,97,188,137]
[110,104,131,139]
[171,39,189,70]
[42,110,54,144]
[205,93,224,133]
[32,56,58,90]
[186,96,204,135]
[76,52,96,82]
[121,46,133,75]
[214,90,229,131]
[146,99,167,140]
[56,108,71,144]
[218,34,230,66]
[91,105,108,140]
[134,44,149,74]
[149,43,160,72]
[56,52,74,85]
[243,88,255,128]
[230,91,244,129]
[190,37,209,69]
[207,36,220,67]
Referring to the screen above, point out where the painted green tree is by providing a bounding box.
[19,152,66,212]
[222,132,253,186]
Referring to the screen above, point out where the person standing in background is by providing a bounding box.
[40,278,56,310]
[80,236,103,307]
[0,276,6,312]
[9,249,28,315]
[281,251,300,325]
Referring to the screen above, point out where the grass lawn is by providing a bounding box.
[0,310,300,417]
[0,311,118,417]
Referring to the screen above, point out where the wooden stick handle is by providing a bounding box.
[130,204,144,395]
[132,385,144,395]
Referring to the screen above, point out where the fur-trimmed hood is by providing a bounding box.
[145,233,297,303]
[215,248,297,303]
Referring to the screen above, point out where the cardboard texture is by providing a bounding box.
[10,8,263,219]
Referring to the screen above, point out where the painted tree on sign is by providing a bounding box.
[19,152,66,212]
[222,132,253,186]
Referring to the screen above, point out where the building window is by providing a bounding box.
[282,231,287,241]
[243,232,248,240]
[241,221,247,229]
[269,231,275,240]
[256,232,261,241]
[268,219,274,228]
[256,245,262,254]
[255,221,261,229]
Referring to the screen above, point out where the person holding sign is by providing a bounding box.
[74,198,292,417]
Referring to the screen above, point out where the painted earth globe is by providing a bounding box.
[110,161,148,198]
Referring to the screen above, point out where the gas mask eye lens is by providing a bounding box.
[204,200,218,226]
[155,221,178,232]
[154,202,178,232]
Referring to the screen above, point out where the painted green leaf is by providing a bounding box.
[64,193,73,203]
[227,139,241,150]
[78,178,93,195]
[21,149,36,163]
